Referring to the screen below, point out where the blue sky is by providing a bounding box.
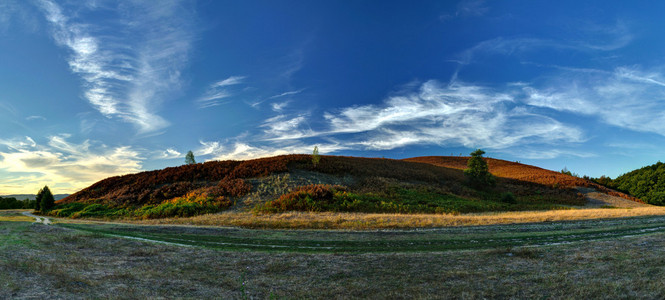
[2,0,665,194]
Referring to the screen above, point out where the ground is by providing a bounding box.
[3,209,665,299]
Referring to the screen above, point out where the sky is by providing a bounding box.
[2,0,665,194]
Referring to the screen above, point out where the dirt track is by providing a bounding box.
[577,187,650,208]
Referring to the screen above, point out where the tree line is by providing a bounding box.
[0,185,55,211]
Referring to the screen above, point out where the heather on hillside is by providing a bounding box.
[45,154,638,219]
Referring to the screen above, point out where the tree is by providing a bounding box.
[40,185,55,212]
[463,149,495,188]
[312,146,321,167]
[185,150,196,165]
[35,187,43,211]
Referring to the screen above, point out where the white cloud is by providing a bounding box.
[0,135,142,194]
[197,76,246,108]
[196,140,224,156]
[457,24,632,65]
[25,115,46,121]
[36,0,195,133]
[456,0,489,17]
[155,148,181,159]
[210,79,585,160]
[211,142,348,161]
[315,80,584,150]
[261,115,313,140]
[268,89,305,99]
[271,101,289,111]
[524,66,665,136]
[212,76,246,88]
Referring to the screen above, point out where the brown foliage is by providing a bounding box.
[262,184,338,212]
[217,178,252,197]
[405,156,643,203]
[59,153,642,210]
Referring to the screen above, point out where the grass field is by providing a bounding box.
[131,206,665,229]
[4,209,665,298]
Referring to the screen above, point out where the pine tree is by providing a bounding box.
[312,146,321,167]
[463,149,495,188]
[40,185,55,212]
[34,187,43,211]
[185,150,196,165]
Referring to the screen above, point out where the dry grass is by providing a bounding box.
[5,216,665,298]
[133,207,665,229]
[0,210,34,222]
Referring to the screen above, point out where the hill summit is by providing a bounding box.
[52,154,641,219]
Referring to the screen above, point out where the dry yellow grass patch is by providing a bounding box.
[134,207,665,229]
[0,210,35,222]
[0,215,34,222]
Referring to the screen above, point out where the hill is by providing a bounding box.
[404,156,640,203]
[601,161,665,205]
[51,154,641,219]
[2,194,69,201]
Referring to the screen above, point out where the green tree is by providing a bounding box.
[185,150,196,165]
[40,185,55,212]
[312,146,321,167]
[463,149,495,188]
[35,187,43,211]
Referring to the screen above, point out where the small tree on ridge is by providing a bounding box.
[185,150,196,165]
[312,146,321,168]
[464,149,495,188]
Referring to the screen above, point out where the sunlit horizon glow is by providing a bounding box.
[2,0,665,194]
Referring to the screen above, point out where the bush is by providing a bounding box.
[500,192,516,204]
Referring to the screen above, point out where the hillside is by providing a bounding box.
[404,156,641,203]
[51,154,641,219]
[606,161,665,205]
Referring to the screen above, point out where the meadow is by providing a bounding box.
[4,210,665,298]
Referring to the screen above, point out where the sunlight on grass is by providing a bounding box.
[135,207,665,229]
[0,210,34,222]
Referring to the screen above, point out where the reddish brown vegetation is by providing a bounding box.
[59,155,464,207]
[59,154,642,209]
[404,156,643,203]
[263,184,338,212]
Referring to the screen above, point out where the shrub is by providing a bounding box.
[500,192,516,204]
[217,178,252,197]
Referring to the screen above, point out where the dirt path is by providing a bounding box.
[21,211,52,225]
[576,187,649,208]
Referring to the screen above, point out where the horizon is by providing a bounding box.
[3,0,665,194]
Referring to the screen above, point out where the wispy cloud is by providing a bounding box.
[456,23,632,65]
[209,142,348,161]
[271,101,289,112]
[319,80,584,150]
[0,0,39,34]
[268,89,305,99]
[456,0,489,17]
[196,140,224,156]
[261,114,312,141]
[155,148,181,160]
[0,135,142,194]
[212,76,246,88]
[440,0,489,21]
[26,115,46,121]
[197,76,246,108]
[524,66,665,136]
[36,0,195,133]
[202,79,586,160]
